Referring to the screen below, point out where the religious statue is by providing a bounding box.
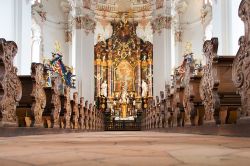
[101,80,107,97]
[121,82,128,103]
[142,80,148,98]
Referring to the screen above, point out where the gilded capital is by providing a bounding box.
[147,59,153,65]
[95,59,102,65]
[107,60,113,66]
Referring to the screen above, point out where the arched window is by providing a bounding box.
[31,19,41,63]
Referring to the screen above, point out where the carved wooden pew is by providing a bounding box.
[93,107,97,131]
[144,99,152,129]
[88,104,93,130]
[200,38,241,124]
[95,106,100,131]
[79,97,85,130]
[84,101,89,130]
[0,39,22,127]
[16,63,46,127]
[232,0,250,116]
[172,74,185,127]
[144,110,148,129]
[98,108,104,130]
[70,92,79,129]
[92,106,96,130]
[42,77,61,128]
[159,91,167,128]
[182,59,205,126]
[165,85,175,128]
[17,76,33,127]
[187,75,205,125]
[149,100,155,129]
[95,108,101,130]
[146,109,151,129]
[59,94,65,128]
[155,96,161,128]
[141,110,145,129]
[59,86,71,129]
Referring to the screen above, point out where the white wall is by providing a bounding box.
[230,0,244,55]
[212,0,244,55]
[0,0,32,75]
[174,0,205,65]
[182,23,204,62]
[0,0,15,40]
[42,0,69,65]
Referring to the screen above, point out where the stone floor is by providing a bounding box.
[0,132,250,166]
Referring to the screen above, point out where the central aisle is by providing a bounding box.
[1,132,250,166]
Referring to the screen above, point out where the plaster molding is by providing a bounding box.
[73,15,96,35]
[151,15,172,34]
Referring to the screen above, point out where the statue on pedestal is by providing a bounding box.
[142,80,148,98]
[101,80,107,97]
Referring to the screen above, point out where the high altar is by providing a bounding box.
[94,19,153,119]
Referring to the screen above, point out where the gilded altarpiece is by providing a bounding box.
[94,20,153,118]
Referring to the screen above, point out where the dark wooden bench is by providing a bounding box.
[16,63,46,127]
[42,77,61,128]
[58,86,71,129]
[70,92,79,129]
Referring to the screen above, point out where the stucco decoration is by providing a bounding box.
[151,15,172,34]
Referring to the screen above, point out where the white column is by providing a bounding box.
[0,0,32,75]
[72,14,95,103]
[212,0,230,55]
[152,0,172,96]
[153,28,172,96]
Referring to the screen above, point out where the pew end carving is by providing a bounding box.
[0,38,22,127]
[200,38,241,125]
[182,56,205,126]
[232,0,250,116]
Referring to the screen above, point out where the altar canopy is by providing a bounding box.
[94,18,153,118]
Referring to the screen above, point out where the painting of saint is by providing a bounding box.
[114,60,134,92]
